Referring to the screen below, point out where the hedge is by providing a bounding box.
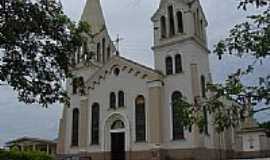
[0,149,54,160]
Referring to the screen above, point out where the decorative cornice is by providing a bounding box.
[147,80,163,88]
[85,56,163,92]
[152,36,210,53]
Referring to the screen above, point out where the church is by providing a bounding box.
[56,0,238,159]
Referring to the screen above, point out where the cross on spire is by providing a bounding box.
[114,34,124,56]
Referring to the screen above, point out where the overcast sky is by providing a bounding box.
[0,0,269,147]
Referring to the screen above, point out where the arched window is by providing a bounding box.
[160,16,167,38]
[77,48,81,64]
[200,19,204,39]
[135,95,146,142]
[196,8,201,36]
[97,42,101,62]
[110,92,116,109]
[91,103,100,145]
[168,5,175,36]
[72,78,77,94]
[175,54,183,73]
[171,91,184,140]
[83,41,88,61]
[78,77,85,96]
[177,11,184,33]
[201,75,206,98]
[166,56,173,75]
[107,46,111,60]
[203,105,208,135]
[71,53,76,66]
[200,75,209,135]
[102,38,106,63]
[72,108,79,146]
[118,91,125,107]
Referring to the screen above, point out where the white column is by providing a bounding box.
[147,80,163,145]
[46,144,49,154]
[21,144,24,151]
[32,144,36,151]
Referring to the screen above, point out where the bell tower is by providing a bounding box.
[151,0,208,74]
[151,0,213,147]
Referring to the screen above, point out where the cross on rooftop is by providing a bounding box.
[114,34,124,55]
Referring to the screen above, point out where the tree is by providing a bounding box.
[0,149,54,160]
[206,0,270,131]
[173,0,270,133]
[259,121,270,130]
[0,0,90,106]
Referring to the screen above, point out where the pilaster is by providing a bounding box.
[57,105,68,154]
[147,80,163,145]
[79,97,89,148]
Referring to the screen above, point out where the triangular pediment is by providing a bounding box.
[85,56,163,90]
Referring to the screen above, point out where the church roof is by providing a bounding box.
[81,0,106,34]
[5,137,57,147]
[86,56,163,90]
[118,56,162,75]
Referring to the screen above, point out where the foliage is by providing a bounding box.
[259,121,270,130]
[0,149,54,160]
[173,0,270,133]
[0,0,90,106]
[172,96,194,130]
[207,0,270,131]
[259,121,270,136]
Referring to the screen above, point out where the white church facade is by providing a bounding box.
[57,0,239,159]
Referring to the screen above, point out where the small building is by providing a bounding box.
[5,137,57,156]
[235,118,270,159]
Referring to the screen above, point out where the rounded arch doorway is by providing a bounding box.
[110,120,126,160]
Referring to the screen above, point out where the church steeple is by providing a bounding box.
[81,0,106,34]
[152,0,209,75]
[152,0,208,49]
[75,0,116,66]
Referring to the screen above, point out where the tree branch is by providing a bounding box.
[253,106,270,113]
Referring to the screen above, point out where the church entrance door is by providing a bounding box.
[111,132,125,160]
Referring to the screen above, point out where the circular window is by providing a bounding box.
[114,68,120,76]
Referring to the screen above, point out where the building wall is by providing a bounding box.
[65,66,157,154]
[152,0,216,150]
[240,132,266,152]
[58,0,237,158]
[156,41,213,149]
[260,134,270,151]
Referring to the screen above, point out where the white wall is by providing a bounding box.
[65,63,156,154]
[241,132,265,152]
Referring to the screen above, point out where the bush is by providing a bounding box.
[0,149,54,160]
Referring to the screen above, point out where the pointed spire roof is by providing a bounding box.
[159,0,166,7]
[243,116,259,129]
[81,0,106,34]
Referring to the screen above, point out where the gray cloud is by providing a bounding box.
[0,0,269,147]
